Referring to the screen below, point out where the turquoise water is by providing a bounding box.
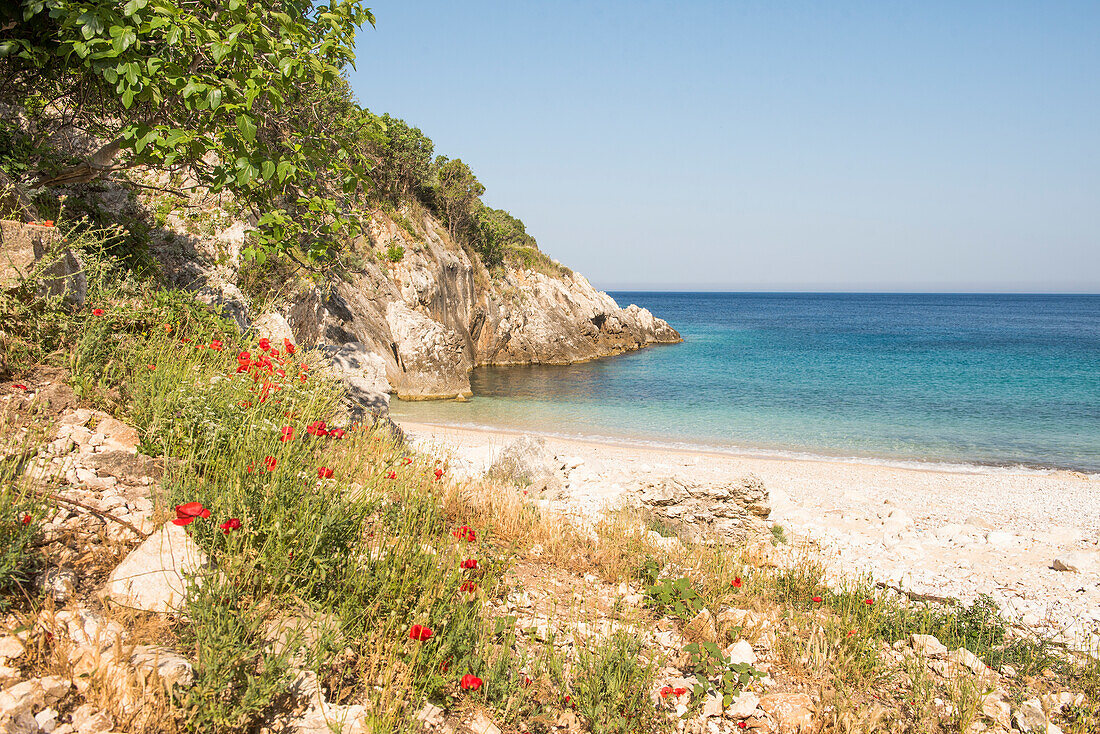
[391,293,1100,472]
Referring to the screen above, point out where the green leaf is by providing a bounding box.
[207,87,222,110]
[236,114,257,143]
[123,0,148,16]
[261,160,275,180]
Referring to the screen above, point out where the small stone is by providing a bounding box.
[35,707,59,733]
[0,636,25,661]
[910,634,948,658]
[701,691,724,718]
[759,692,814,734]
[950,647,991,677]
[725,639,756,666]
[104,523,207,613]
[467,711,502,734]
[725,691,760,719]
[684,609,717,643]
[70,704,113,734]
[1052,551,1100,573]
[415,702,445,727]
[38,567,79,604]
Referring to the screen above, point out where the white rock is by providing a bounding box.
[35,707,59,733]
[701,691,724,718]
[0,636,25,661]
[910,634,948,658]
[725,639,756,665]
[105,523,207,613]
[725,691,760,719]
[1052,551,1100,573]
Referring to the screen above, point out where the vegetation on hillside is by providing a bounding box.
[0,0,549,272]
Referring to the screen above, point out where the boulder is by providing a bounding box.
[253,311,295,345]
[488,435,563,494]
[320,342,392,417]
[1,219,87,306]
[385,301,472,399]
[725,639,756,666]
[104,523,207,613]
[1052,550,1100,573]
[910,634,949,658]
[634,474,771,544]
[726,691,760,719]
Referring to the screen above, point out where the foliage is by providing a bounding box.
[570,633,665,734]
[644,576,703,620]
[385,242,405,262]
[682,640,763,707]
[1,0,379,262]
[0,481,43,610]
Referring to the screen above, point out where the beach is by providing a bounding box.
[398,419,1100,647]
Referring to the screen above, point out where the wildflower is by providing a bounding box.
[738,722,747,730]
[452,526,476,542]
[246,464,255,473]
[258,337,271,351]
[328,428,345,439]
[238,350,251,364]
[270,348,280,358]
[162,323,172,333]
[91,308,104,316]
[209,340,223,351]
[181,337,192,344]
[306,420,328,437]
[408,624,433,641]
[263,456,277,471]
[522,674,532,687]
[847,630,857,637]
[13,384,27,390]
[439,659,451,673]
[812,596,823,603]
[40,220,54,227]
[460,558,478,570]
[146,364,156,370]
[674,687,688,696]
[220,518,241,534]
[238,400,252,408]
[284,338,296,355]
[660,686,674,698]
[401,457,412,465]
[172,502,211,526]
[460,580,477,594]
[732,577,742,588]
[386,471,396,479]
[275,369,285,378]
[460,674,482,691]
[434,468,444,480]
[22,514,31,525]
[864,598,873,606]
[279,426,294,442]
[317,467,334,479]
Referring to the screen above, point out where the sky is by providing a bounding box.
[347,1,1100,292]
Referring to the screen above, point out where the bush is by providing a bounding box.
[570,633,664,734]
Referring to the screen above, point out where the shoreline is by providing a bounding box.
[396,418,1100,647]
[389,415,1099,481]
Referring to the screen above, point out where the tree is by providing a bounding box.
[0,0,377,261]
[432,156,483,242]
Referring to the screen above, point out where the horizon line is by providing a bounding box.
[599,287,1100,296]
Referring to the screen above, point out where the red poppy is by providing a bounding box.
[408,624,433,641]
[22,514,31,525]
[91,308,104,316]
[238,351,251,364]
[246,463,255,473]
[738,723,747,730]
[460,580,477,594]
[864,598,873,605]
[263,456,277,471]
[209,340,223,351]
[307,420,328,437]
[239,400,252,408]
[41,220,54,227]
[660,686,674,698]
[452,526,476,542]
[258,337,271,352]
[386,471,396,480]
[460,558,478,570]
[275,369,285,378]
[146,364,156,371]
[401,457,412,465]
[434,468,444,480]
[522,674,532,687]
[220,518,241,534]
[674,687,688,696]
[460,674,482,691]
[181,337,192,344]
[328,428,345,439]
[317,467,334,479]
[847,630,857,637]
[13,384,27,390]
[284,338,296,355]
[439,659,451,673]
[172,502,211,526]
[279,426,295,442]
[812,596,823,603]
[270,348,280,358]
[732,577,742,588]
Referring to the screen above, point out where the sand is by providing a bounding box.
[397,419,1100,647]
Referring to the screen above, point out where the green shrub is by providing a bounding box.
[386,243,405,262]
[570,632,665,734]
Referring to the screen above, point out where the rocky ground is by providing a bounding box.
[399,422,1100,654]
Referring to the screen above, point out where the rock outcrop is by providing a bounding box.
[153,203,681,404]
[633,474,771,544]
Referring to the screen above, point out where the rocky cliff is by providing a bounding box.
[157,201,681,408]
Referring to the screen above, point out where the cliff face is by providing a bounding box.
[159,202,681,406]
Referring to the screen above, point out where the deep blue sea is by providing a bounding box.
[391,293,1100,473]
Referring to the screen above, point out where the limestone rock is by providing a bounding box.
[253,311,295,345]
[37,567,79,604]
[683,609,717,643]
[701,691,724,718]
[105,523,207,613]
[1013,698,1049,733]
[910,634,949,658]
[386,301,471,399]
[949,647,992,677]
[725,639,756,666]
[1,219,87,306]
[488,435,562,494]
[0,636,25,662]
[1052,550,1100,573]
[759,692,814,733]
[321,342,392,417]
[634,474,771,544]
[467,711,503,734]
[981,692,1012,730]
[69,704,113,734]
[726,691,760,719]
[130,645,194,687]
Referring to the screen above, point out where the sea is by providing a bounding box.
[390,293,1100,474]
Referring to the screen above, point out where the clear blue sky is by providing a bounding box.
[347,1,1100,292]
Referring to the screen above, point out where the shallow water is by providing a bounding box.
[391,293,1100,472]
